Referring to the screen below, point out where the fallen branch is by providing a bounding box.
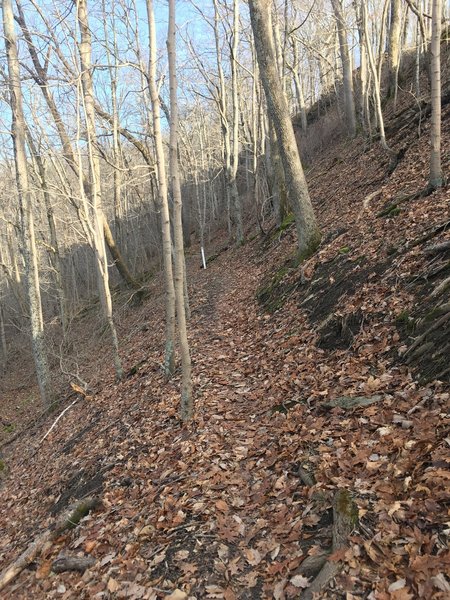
[40,400,78,445]
[0,497,99,592]
[302,489,358,600]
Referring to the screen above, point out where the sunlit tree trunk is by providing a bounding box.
[249,0,321,257]
[77,0,123,379]
[27,132,67,339]
[362,0,390,151]
[167,0,193,421]
[15,0,139,291]
[2,0,53,406]
[146,0,176,378]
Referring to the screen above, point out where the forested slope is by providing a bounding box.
[0,51,449,599]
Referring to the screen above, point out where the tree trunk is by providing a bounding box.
[361,0,391,152]
[388,0,402,99]
[2,0,53,406]
[230,0,243,244]
[146,0,176,378]
[248,0,321,258]
[27,132,68,339]
[331,0,357,137]
[429,0,443,188]
[268,121,288,227]
[167,0,193,421]
[77,0,123,380]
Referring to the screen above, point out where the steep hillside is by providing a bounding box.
[1,63,449,600]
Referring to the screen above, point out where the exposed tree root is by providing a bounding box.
[425,240,450,254]
[0,497,99,592]
[302,489,358,600]
[404,218,450,252]
[405,309,450,359]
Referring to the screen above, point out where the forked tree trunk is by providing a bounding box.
[167,0,193,421]
[2,0,53,406]
[146,0,176,378]
[77,0,123,379]
[248,0,321,258]
[361,0,390,152]
[429,0,443,188]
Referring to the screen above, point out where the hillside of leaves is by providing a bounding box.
[0,56,450,599]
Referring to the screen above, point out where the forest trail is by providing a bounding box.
[1,214,448,598]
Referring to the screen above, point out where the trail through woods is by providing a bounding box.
[1,87,450,598]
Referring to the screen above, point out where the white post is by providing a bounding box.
[201,246,207,270]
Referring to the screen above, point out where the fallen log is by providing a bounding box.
[0,496,99,592]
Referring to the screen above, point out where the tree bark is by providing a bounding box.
[248,0,321,258]
[230,0,243,244]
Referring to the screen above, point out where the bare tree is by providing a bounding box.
[248,0,321,257]
[77,0,123,379]
[331,0,357,136]
[2,0,53,405]
[146,0,176,378]
[167,0,193,420]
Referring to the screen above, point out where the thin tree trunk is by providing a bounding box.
[230,0,243,244]
[331,0,357,137]
[77,0,123,380]
[429,0,443,188]
[146,0,176,378]
[362,0,391,152]
[2,0,53,406]
[27,132,68,339]
[167,0,193,421]
[249,0,321,258]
